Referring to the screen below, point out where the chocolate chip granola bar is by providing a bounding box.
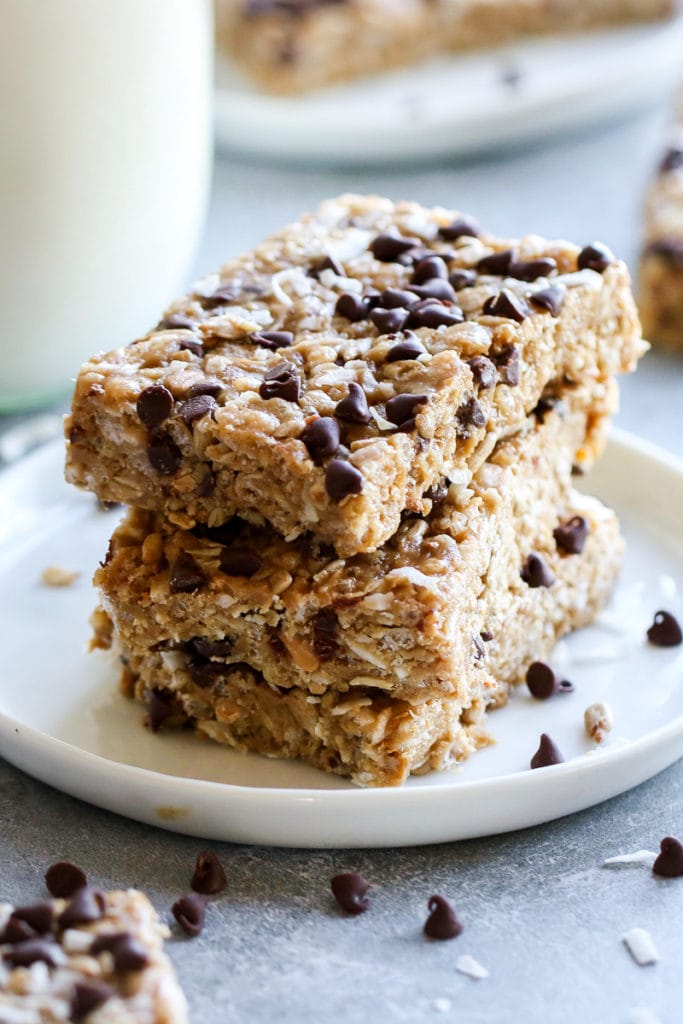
[66,195,644,559]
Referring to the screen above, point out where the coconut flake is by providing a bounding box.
[622,927,660,966]
[603,850,657,868]
[456,954,489,980]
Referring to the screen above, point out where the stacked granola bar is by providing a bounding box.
[66,195,645,786]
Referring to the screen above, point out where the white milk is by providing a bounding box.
[0,0,213,410]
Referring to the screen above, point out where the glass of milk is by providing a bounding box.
[0,0,213,411]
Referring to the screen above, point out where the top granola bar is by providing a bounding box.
[66,195,644,557]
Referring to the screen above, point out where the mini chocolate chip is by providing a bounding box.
[178,394,216,425]
[191,851,227,895]
[457,397,486,430]
[146,689,174,732]
[3,938,61,968]
[554,515,589,555]
[449,268,477,290]
[137,384,174,430]
[58,888,105,929]
[249,330,294,350]
[70,980,114,1022]
[370,306,409,334]
[309,253,345,278]
[477,249,514,275]
[530,283,566,317]
[301,417,341,461]
[526,662,558,700]
[110,934,150,973]
[508,257,557,281]
[407,300,464,329]
[378,287,419,309]
[45,861,87,899]
[652,836,683,878]
[557,678,575,694]
[147,433,182,475]
[335,382,371,425]
[438,216,480,240]
[191,637,234,660]
[259,361,301,402]
[172,893,207,936]
[330,872,371,914]
[385,393,428,427]
[220,549,261,577]
[335,293,369,322]
[178,338,204,357]
[158,313,197,331]
[521,553,555,588]
[660,147,683,174]
[386,334,426,362]
[423,895,463,940]
[312,609,338,660]
[413,255,448,283]
[325,460,363,501]
[647,610,682,647]
[169,552,206,594]
[495,345,521,386]
[483,290,529,323]
[577,242,614,273]
[370,233,420,262]
[530,733,564,769]
[467,355,496,389]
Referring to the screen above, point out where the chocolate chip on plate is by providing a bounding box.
[177,394,216,425]
[220,549,261,578]
[495,345,521,386]
[335,382,371,424]
[577,242,614,273]
[530,283,566,317]
[412,255,448,283]
[483,290,529,324]
[335,293,369,322]
[249,330,294,350]
[136,384,174,430]
[423,895,463,940]
[508,257,557,282]
[259,361,301,402]
[70,980,114,1022]
[554,515,589,555]
[369,233,420,262]
[169,552,206,594]
[530,733,564,769]
[147,433,182,476]
[172,893,207,936]
[45,861,88,899]
[438,216,480,241]
[477,249,514,276]
[325,459,363,501]
[301,417,341,461]
[386,333,425,363]
[521,553,555,588]
[330,872,371,915]
[467,355,496,389]
[525,662,559,700]
[58,888,105,929]
[646,610,682,647]
[652,836,683,878]
[191,851,227,895]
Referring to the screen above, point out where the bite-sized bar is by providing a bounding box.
[92,391,620,708]
[0,888,188,1023]
[66,195,644,558]
[215,0,674,95]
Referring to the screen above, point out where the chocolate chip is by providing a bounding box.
[10,903,54,937]
[521,553,555,588]
[70,980,114,1022]
[2,917,36,943]
[378,287,420,309]
[110,934,150,973]
[423,895,463,940]
[457,397,486,430]
[508,257,557,281]
[3,938,61,968]
[577,242,614,273]
[386,334,426,362]
[178,394,216,425]
[45,861,87,899]
[58,888,105,929]
[370,233,420,262]
[191,851,227,895]
[330,872,371,914]
[645,239,683,267]
[136,384,174,430]
[249,330,294,350]
[530,283,566,317]
[309,253,345,278]
[89,930,128,954]
[147,433,182,475]
[259,361,301,403]
[477,249,514,275]
[178,338,204,357]
[335,293,370,322]
[203,284,239,307]
[660,147,683,174]
[370,306,409,334]
[438,216,480,241]
[413,255,448,283]
[467,355,496,389]
[533,395,561,422]
[301,417,341,461]
[407,300,464,329]
[424,481,448,505]
[553,515,589,555]
[197,468,216,497]
[652,836,683,878]
[385,393,428,428]
[495,345,520,386]
[411,278,458,303]
[158,313,197,331]
[325,460,363,501]
[169,552,206,594]
[188,659,232,688]
[172,893,207,936]
[312,609,338,660]
[647,610,682,647]
[335,382,371,424]
[530,733,564,769]
[526,662,558,700]
[480,631,493,642]
[146,688,175,732]
[449,268,477,290]
[191,637,234,660]
[220,549,261,577]
[483,290,529,323]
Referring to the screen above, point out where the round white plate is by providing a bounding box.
[214,16,683,164]
[0,430,682,848]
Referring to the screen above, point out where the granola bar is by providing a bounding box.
[0,888,188,1023]
[215,0,674,95]
[66,195,644,558]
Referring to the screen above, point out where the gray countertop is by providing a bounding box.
[1,101,683,1024]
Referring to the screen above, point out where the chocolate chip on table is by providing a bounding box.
[449,268,477,290]
[325,459,363,501]
[177,394,216,425]
[220,549,262,577]
[438,216,480,241]
[508,257,557,281]
[58,888,105,929]
[45,860,87,898]
[146,688,175,732]
[330,872,371,914]
[483,290,529,323]
[70,980,114,1022]
[554,515,589,555]
[467,355,496,389]
[407,300,464,329]
[646,610,682,647]
[249,330,294,350]
[335,292,370,322]
[423,895,463,940]
[191,851,227,895]
[369,233,420,262]
[169,552,206,594]
[378,287,419,309]
[660,147,683,174]
[3,938,62,968]
[370,306,409,334]
[411,278,458,303]
[136,384,174,430]
[530,283,566,317]
[172,893,207,936]
[495,345,521,386]
[335,382,371,424]
[577,242,614,273]
[147,433,182,476]
[526,661,559,700]
[259,361,301,402]
[521,553,555,588]
[412,255,448,283]
[385,393,428,428]
[457,397,486,430]
[301,417,341,461]
[530,733,564,768]
[477,249,514,275]
[652,836,683,878]
[386,333,426,363]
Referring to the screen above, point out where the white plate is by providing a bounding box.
[215,16,683,165]
[0,431,682,848]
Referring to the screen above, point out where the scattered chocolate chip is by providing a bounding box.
[413,255,448,283]
[3,938,61,968]
[370,233,420,262]
[449,268,477,290]
[191,637,234,660]
[191,851,227,895]
[438,217,480,241]
[70,980,114,1022]
[312,609,339,659]
[423,895,463,940]
[158,313,196,331]
[325,459,363,501]
[467,355,496,389]
[301,417,341,461]
[386,333,426,362]
[58,888,105,929]
[335,293,370,322]
[530,283,566,317]
[660,147,683,174]
[508,257,557,282]
[411,278,458,303]
[652,836,683,878]
[483,290,529,323]
[385,393,428,428]
[530,733,564,769]
[136,384,174,430]
[335,382,371,424]
[330,872,371,914]
[177,394,216,425]
[178,338,204,357]
[147,433,182,476]
[577,242,614,273]
[647,610,682,647]
[557,678,575,694]
[553,515,589,555]
[378,287,420,309]
[495,345,521,386]
[45,861,87,899]
[457,397,486,430]
[521,553,555,588]
[219,549,261,577]
[259,361,301,403]
[370,306,409,334]
[407,300,464,329]
[172,893,207,936]
[249,330,294,351]
[526,662,558,700]
[169,552,206,594]
[477,249,514,275]
[146,689,175,732]
[309,253,345,278]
